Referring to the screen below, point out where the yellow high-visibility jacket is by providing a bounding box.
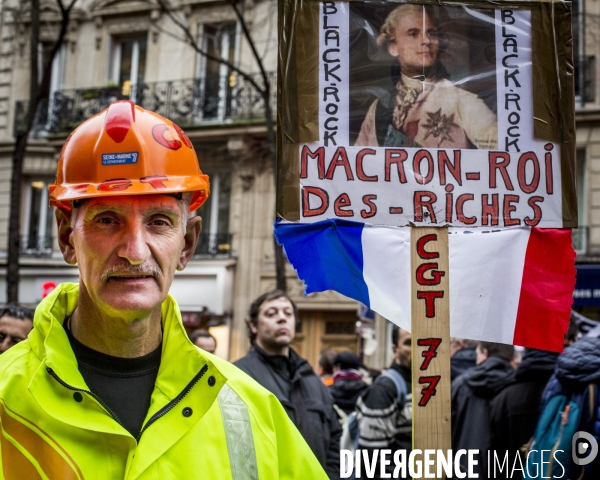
[0,283,328,479]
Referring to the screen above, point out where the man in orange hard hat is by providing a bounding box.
[0,101,328,478]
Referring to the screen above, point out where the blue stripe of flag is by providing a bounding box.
[274,219,371,307]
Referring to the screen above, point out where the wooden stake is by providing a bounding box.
[410,227,452,476]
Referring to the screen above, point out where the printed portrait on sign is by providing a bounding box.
[350,3,498,150]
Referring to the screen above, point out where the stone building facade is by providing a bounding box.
[1,0,596,370]
[0,0,374,368]
[573,0,600,321]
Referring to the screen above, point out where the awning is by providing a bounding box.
[574,264,600,307]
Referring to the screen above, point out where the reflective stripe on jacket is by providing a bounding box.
[0,283,327,479]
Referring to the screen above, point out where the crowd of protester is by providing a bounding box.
[229,293,600,479]
[231,293,600,480]
[4,292,600,479]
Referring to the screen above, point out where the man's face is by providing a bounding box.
[251,297,296,353]
[194,336,216,354]
[392,329,412,368]
[387,11,439,75]
[0,315,33,353]
[57,194,200,320]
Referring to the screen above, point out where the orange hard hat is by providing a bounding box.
[49,100,209,211]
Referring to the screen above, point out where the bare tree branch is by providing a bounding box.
[227,0,274,165]
[37,0,75,102]
[155,0,265,95]
[154,0,287,291]
[229,0,269,90]
[154,0,286,291]
[7,0,79,302]
[149,20,189,45]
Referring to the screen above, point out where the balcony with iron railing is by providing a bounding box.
[193,233,233,258]
[19,233,234,259]
[14,72,276,137]
[21,235,53,258]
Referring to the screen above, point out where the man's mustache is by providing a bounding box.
[101,264,163,282]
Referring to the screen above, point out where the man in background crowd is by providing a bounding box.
[489,348,559,474]
[189,329,217,354]
[319,348,337,386]
[0,304,34,353]
[523,336,600,479]
[452,341,515,475]
[450,337,477,380]
[235,290,341,479]
[354,326,412,479]
[510,347,524,369]
[329,351,368,422]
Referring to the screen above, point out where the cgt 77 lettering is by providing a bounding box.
[415,234,445,318]
[418,376,441,407]
[417,338,442,371]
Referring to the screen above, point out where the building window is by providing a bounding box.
[195,170,232,256]
[196,22,238,121]
[110,34,148,103]
[21,177,54,256]
[574,149,587,254]
[39,42,66,92]
[572,0,595,105]
[38,42,66,132]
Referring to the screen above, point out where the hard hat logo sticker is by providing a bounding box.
[95,176,170,192]
[173,123,193,149]
[102,152,139,165]
[152,124,182,150]
[98,178,132,191]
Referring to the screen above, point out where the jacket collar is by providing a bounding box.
[389,361,412,386]
[253,345,310,381]
[28,283,227,457]
[28,282,83,388]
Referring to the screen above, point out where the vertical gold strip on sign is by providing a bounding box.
[410,227,451,479]
[531,2,577,227]
[277,0,319,220]
[556,2,577,227]
[296,1,320,144]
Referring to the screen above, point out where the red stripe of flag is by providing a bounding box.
[513,228,576,352]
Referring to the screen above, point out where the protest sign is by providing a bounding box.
[277,0,575,228]
[277,0,576,463]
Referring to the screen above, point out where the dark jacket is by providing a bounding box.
[329,370,368,415]
[546,338,600,479]
[451,347,477,380]
[452,356,515,477]
[234,346,342,479]
[555,336,600,387]
[489,349,559,459]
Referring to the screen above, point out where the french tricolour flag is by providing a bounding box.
[275,220,576,352]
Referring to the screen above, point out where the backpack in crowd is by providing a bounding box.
[523,378,600,479]
[340,369,408,452]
